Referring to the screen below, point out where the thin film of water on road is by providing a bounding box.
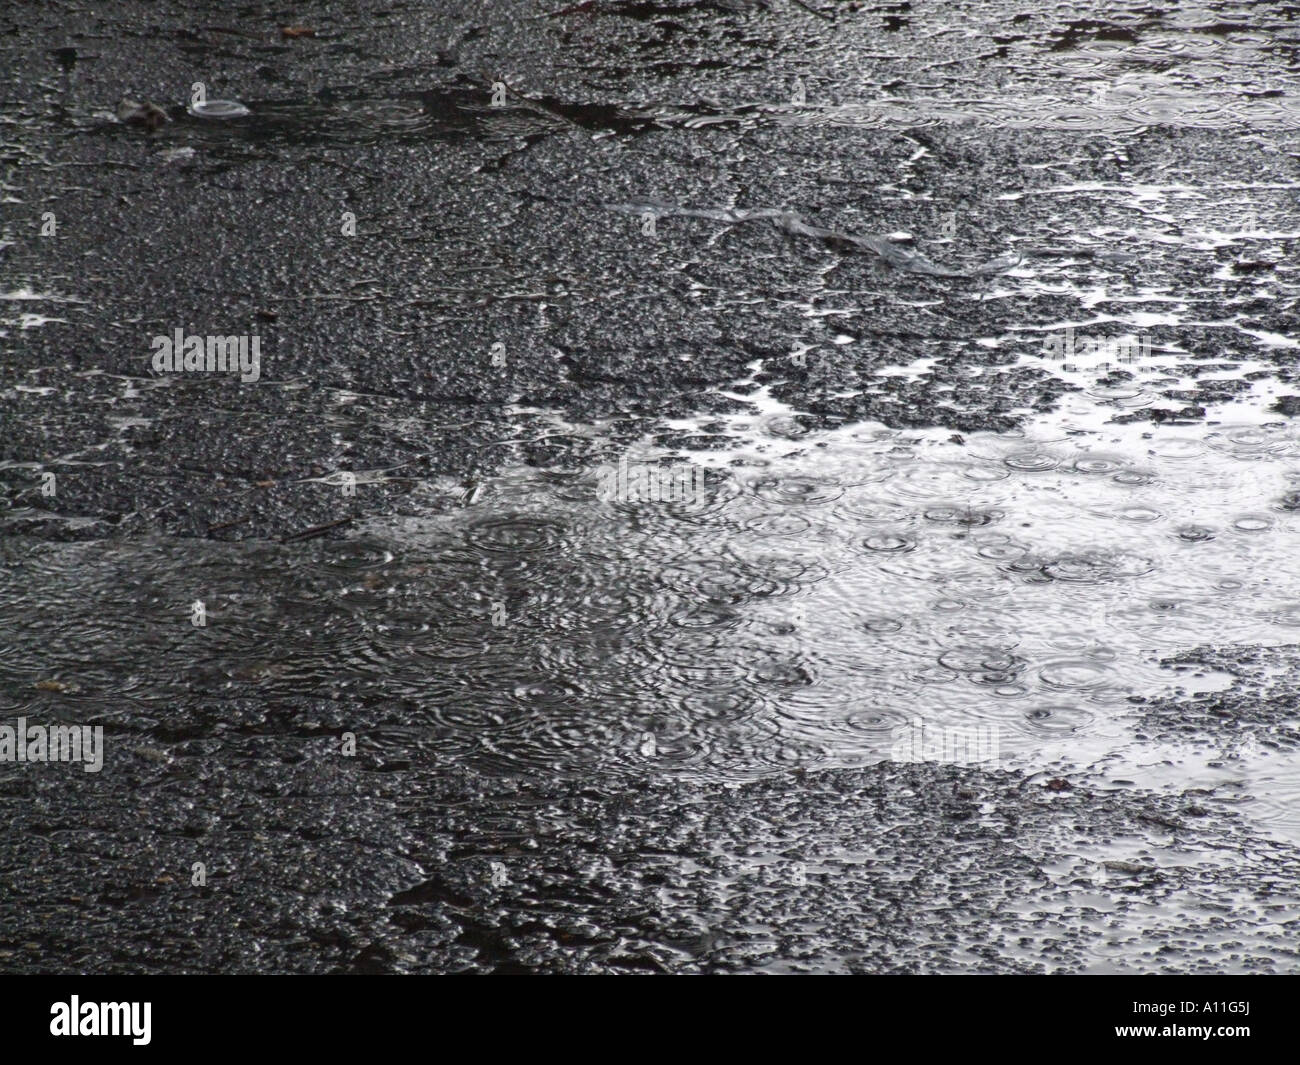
[6,376,1300,841]
[9,0,1300,975]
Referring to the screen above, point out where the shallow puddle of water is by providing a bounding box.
[5,374,1300,845]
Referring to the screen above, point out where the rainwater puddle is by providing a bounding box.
[6,381,1300,846]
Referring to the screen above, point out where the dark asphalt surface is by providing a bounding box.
[3,0,1300,973]
[6,0,1300,542]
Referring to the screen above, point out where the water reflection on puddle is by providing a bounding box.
[5,390,1300,843]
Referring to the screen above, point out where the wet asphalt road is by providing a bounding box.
[3,0,1300,972]
[6,0,1300,541]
